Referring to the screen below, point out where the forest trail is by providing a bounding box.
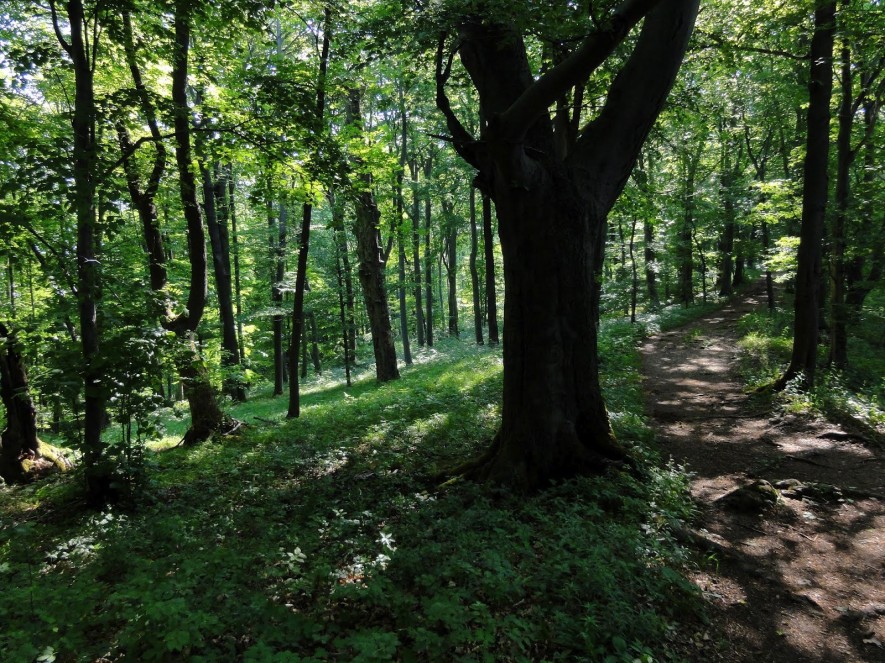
[641,286,885,663]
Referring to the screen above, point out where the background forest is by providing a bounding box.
[0,0,883,661]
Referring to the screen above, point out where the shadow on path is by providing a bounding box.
[641,287,885,663]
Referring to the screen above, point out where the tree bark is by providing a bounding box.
[775,0,835,390]
[481,192,500,345]
[469,186,484,344]
[423,157,435,347]
[0,323,40,483]
[443,204,459,338]
[168,0,227,442]
[440,0,698,488]
[204,164,245,401]
[52,0,105,500]
[678,140,703,306]
[227,168,246,365]
[288,7,331,418]
[410,161,426,346]
[348,90,400,382]
[271,201,286,395]
[395,102,412,365]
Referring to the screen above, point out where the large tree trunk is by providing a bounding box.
[469,177,631,486]
[354,192,400,382]
[774,0,835,391]
[440,0,698,489]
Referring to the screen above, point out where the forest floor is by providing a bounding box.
[641,285,885,662]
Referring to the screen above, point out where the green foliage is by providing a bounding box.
[0,335,699,662]
[736,303,885,433]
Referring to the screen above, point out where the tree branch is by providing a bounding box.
[48,0,72,54]
[497,0,663,141]
[434,35,480,169]
[693,29,808,61]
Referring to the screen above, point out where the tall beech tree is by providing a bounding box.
[348,88,400,382]
[435,0,699,487]
[49,0,107,499]
[774,0,836,391]
[166,0,231,441]
[288,6,331,418]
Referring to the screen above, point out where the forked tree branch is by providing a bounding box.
[496,0,663,141]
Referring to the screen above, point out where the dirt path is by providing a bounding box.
[641,287,885,662]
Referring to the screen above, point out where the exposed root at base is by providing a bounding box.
[178,417,244,447]
[439,433,637,492]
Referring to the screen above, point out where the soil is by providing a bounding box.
[641,285,885,663]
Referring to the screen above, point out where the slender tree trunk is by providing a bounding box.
[204,164,245,401]
[444,223,459,338]
[228,168,246,364]
[678,142,702,306]
[828,39,854,369]
[469,186,484,343]
[334,233,352,386]
[397,223,413,365]
[629,217,638,323]
[6,258,15,320]
[308,311,321,374]
[763,222,775,310]
[775,0,835,391]
[718,145,735,297]
[330,195,356,355]
[410,161,426,346]
[272,201,286,395]
[695,231,708,303]
[481,192,500,345]
[394,93,413,366]
[168,0,227,443]
[53,0,105,500]
[288,11,331,417]
[845,100,882,315]
[643,218,659,308]
[424,157,434,347]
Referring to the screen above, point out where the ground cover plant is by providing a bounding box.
[1,328,701,663]
[736,288,885,437]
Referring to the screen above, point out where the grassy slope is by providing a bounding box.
[1,327,701,663]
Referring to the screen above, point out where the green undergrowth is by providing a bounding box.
[736,302,885,436]
[1,330,699,662]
